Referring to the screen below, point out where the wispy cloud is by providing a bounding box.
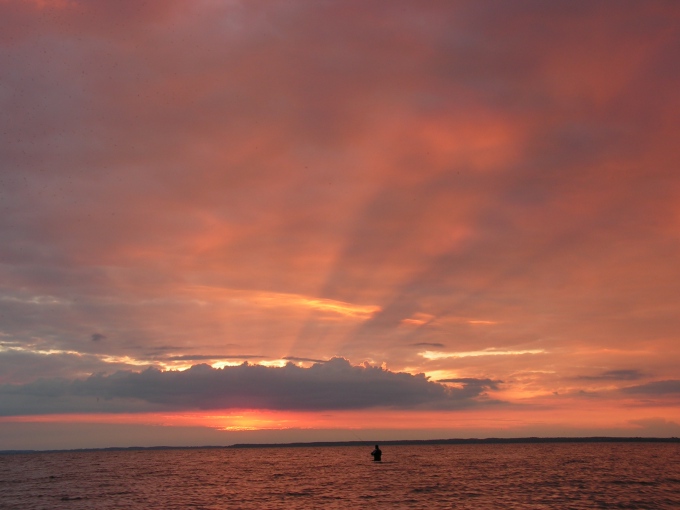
[165,354,264,362]
[577,369,645,381]
[420,349,546,361]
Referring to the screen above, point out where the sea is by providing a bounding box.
[1,442,679,509]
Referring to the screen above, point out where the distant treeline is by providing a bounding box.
[2,436,678,455]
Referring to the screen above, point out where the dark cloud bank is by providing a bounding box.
[0,358,501,416]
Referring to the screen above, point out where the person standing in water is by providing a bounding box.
[371,444,382,462]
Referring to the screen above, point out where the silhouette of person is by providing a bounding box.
[371,444,382,462]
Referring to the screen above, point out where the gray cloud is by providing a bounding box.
[165,354,263,361]
[0,358,502,416]
[438,378,503,393]
[283,356,327,363]
[622,380,680,396]
[0,350,148,385]
[577,369,645,381]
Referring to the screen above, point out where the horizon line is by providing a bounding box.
[2,436,678,455]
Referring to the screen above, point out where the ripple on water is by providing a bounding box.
[0,443,678,509]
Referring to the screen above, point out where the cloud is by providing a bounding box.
[91,333,106,342]
[622,380,680,396]
[0,0,679,443]
[0,358,502,416]
[0,350,146,385]
[421,349,545,360]
[165,354,263,361]
[283,356,327,363]
[438,378,503,392]
[628,418,680,436]
[577,369,645,381]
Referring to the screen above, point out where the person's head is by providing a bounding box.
[375,444,379,448]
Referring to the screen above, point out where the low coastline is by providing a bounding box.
[2,436,678,455]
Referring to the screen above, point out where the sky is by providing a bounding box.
[1,0,679,450]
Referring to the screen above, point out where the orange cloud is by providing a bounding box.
[1,0,679,447]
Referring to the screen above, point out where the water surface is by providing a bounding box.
[1,443,678,509]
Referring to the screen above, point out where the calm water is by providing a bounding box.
[1,443,679,509]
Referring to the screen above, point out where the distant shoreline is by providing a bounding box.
[227,436,680,448]
[2,436,678,455]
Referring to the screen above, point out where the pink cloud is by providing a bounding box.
[0,0,679,444]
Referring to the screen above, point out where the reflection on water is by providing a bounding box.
[1,443,679,509]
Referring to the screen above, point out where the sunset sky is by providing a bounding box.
[1,0,679,450]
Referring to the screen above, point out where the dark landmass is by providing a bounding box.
[1,436,678,455]
[227,436,680,449]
